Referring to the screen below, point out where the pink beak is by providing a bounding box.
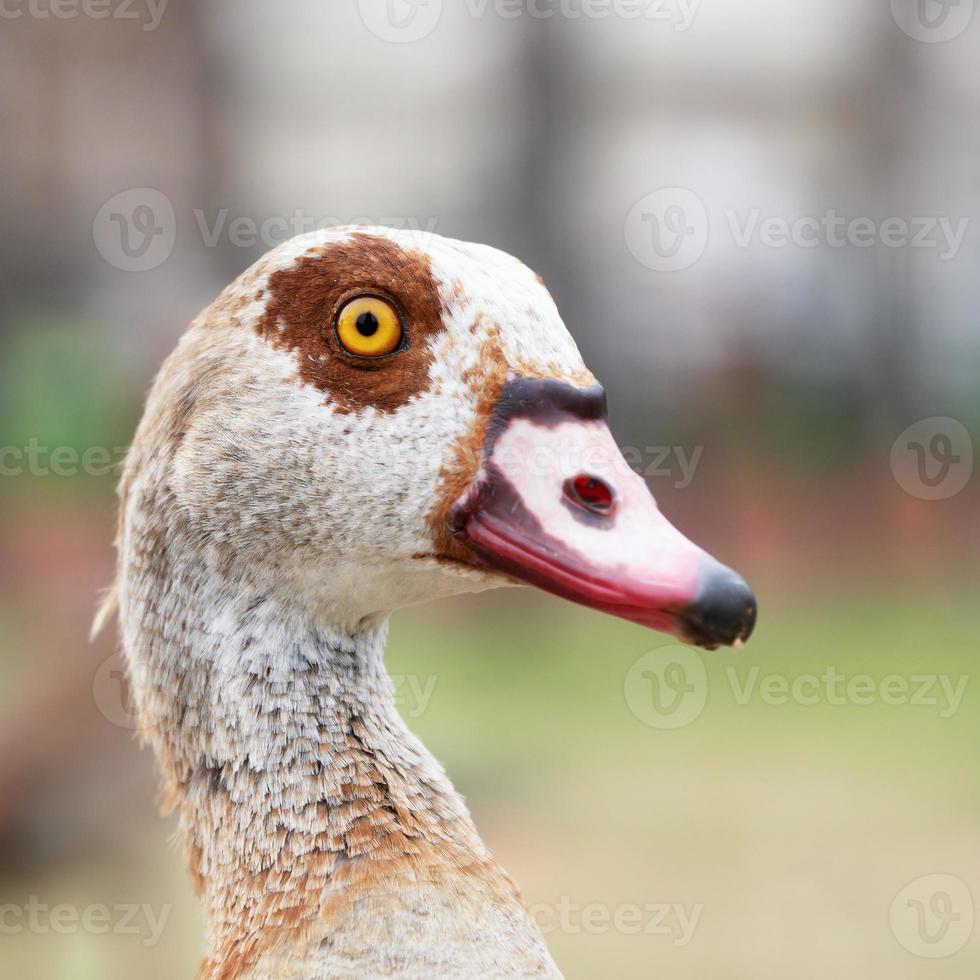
[450,378,757,650]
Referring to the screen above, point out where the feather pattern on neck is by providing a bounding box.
[124,498,558,978]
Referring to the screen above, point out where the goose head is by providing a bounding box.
[149,226,755,649]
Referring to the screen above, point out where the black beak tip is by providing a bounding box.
[680,559,758,649]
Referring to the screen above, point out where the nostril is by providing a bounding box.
[564,474,616,516]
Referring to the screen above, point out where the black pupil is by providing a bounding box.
[355,311,379,337]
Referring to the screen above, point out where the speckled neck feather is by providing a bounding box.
[176,590,552,977]
[125,492,559,979]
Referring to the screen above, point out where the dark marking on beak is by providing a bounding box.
[485,377,607,453]
[677,559,758,649]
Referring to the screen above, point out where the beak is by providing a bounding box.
[449,377,757,650]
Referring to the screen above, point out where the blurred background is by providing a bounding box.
[1,1,979,977]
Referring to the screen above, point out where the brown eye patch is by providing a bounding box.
[256,233,446,414]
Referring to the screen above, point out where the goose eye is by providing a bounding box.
[336,296,404,358]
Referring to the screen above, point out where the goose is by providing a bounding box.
[98,227,756,980]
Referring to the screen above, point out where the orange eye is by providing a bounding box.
[336,296,403,358]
